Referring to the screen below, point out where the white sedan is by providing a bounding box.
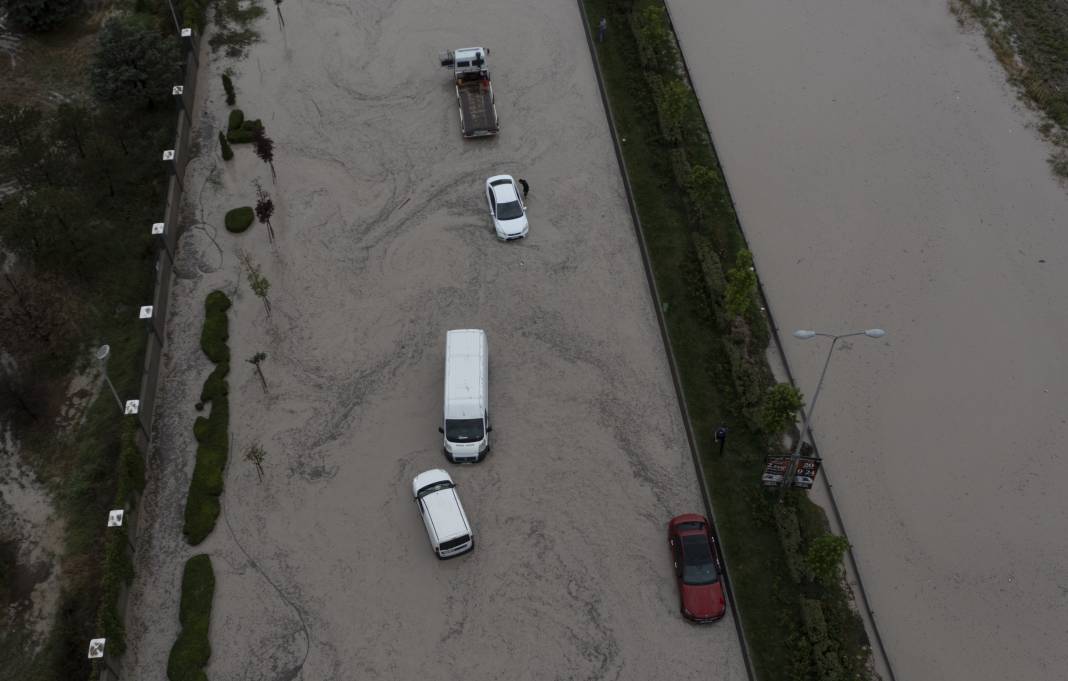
[485,175,528,240]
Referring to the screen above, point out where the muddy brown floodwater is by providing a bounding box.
[121,1,748,679]
[667,1,1068,680]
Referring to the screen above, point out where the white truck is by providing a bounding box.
[439,47,500,138]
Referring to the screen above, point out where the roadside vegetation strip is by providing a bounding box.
[166,554,216,681]
[183,291,233,546]
[581,2,874,680]
[952,0,1068,176]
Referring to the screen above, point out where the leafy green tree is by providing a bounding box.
[634,5,675,72]
[724,249,758,319]
[0,0,83,32]
[759,383,803,437]
[686,164,719,220]
[657,79,690,143]
[89,15,181,109]
[805,534,851,585]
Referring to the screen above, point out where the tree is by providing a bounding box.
[634,5,675,72]
[0,0,83,32]
[724,249,759,319]
[244,443,266,481]
[759,383,803,438]
[805,534,850,585]
[253,181,275,242]
[246,352,267,393]
[251,127,276,180]
[685,165,719,220]
[89,15,182,109]
[657,78,690,144]
[239,252,272,317]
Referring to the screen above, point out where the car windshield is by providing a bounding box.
[444,418,484,443]
[681,535,719,585]
[496,200,524,220]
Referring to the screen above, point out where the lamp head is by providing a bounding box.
[793,330,817,339]
[95,345,110,361]
[864,328,886,338]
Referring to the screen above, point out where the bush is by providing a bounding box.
[184,292,231,545]
[89,15,181,109]
[218,131,233,161]
[221,73,236,106]
[226,118,263,144]
[724,249,758,319]
[200,291,231,363]
[224,207,254,234]
[227,108,244,131]
[167,555,215,681]
[805,534,851,586]
[759,383,803,438]
[655,78,691,144]
[0,0,83,32]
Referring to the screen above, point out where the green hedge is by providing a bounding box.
[226,119,263,144]
[184,292,232,545]
[224,207,254,234]
[167,554,215,681]
[200,291,231,364]
[227,109,244,131]
[221,73,236,106]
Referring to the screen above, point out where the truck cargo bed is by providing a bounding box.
[457,81,499,137]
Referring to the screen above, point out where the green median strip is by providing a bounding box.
[580,2,875,679]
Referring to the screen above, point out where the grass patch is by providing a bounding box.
[582,2,873,679]
[166,554,215,681]
[183,292,232,545]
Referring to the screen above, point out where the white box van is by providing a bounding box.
[412,469,474,559]
[438,329,490,463]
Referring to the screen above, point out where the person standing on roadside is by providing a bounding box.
[598,16,607,43]
[518,178,529,199]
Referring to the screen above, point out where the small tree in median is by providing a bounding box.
[759,383,803,440]
[246,351,268,393]
[724,249,759,320]
[239,252,272,317]
[253,180,275,242]
[805,534,850,586]
[252,126,276,180]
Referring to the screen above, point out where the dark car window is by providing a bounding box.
[445,418,485,443]
[440,534,470,551]
[681,535,719,585]
[496,200,523,220]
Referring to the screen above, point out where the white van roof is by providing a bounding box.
[445,330,486,420]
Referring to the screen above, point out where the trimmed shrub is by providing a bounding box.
[221,73,236,106]
[226,118,263,144]
[227,108,244,131]
[224,207,254,234]
[184,292,231,545]
[167,554,215,681]
[200,291,231,363]
[218,131,233,161]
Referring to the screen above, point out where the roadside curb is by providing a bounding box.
[575,4,756,680]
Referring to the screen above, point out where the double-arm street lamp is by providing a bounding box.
[781,327,886,493]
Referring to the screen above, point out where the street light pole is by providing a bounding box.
[780,328,886,496]
[95,345,123,413]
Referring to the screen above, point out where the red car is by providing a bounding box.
[668,514,726,622]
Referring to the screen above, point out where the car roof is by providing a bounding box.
[491,182,518,203]
[422,486,470,541]
[412,468,452,497]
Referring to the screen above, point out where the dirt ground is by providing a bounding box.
[666,1,1068,680]
[120,1,747,679]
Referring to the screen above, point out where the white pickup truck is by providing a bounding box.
[439,47,500,138]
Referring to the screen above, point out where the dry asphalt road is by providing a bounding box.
[122,0,747,679]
